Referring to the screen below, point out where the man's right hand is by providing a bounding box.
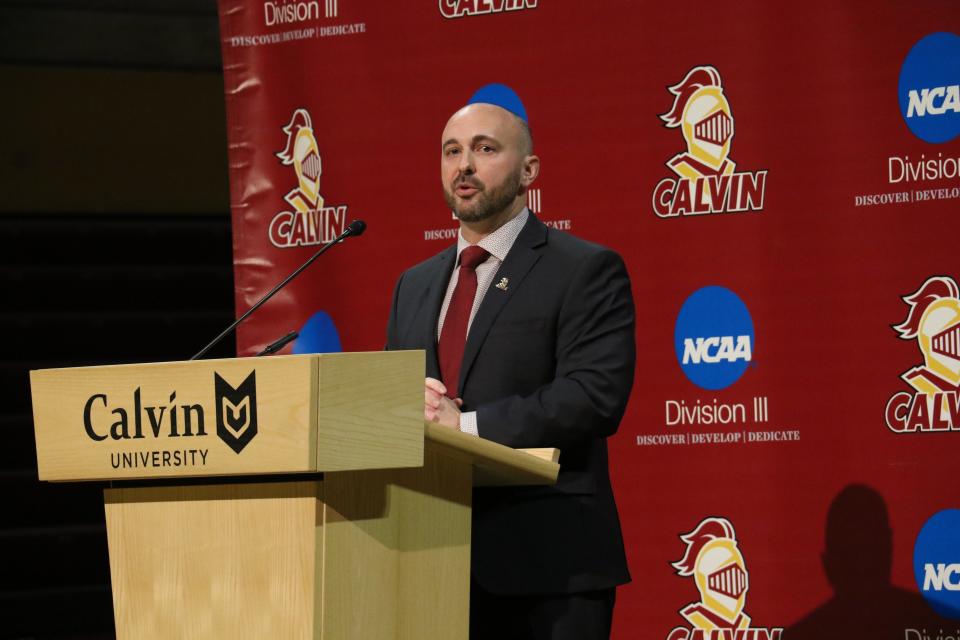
[424,377,463,429]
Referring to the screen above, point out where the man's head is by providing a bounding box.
[441,85,539,227]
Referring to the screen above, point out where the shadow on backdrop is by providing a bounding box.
[786,484,947,640]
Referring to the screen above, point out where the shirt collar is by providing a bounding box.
[456,207,529,263]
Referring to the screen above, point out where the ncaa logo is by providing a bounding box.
[899,32,960,143]
[914,509,960,619]
[674,286,754,390]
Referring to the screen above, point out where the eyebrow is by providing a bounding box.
[442,134,500,148]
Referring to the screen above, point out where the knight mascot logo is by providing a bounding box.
[885,275,960,433]
[652,66,767,218]
[666,517,782,640]
[268,108,348,248]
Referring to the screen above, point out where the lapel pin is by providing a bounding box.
[496,277,509,291]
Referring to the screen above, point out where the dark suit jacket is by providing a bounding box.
[386,212,635,595]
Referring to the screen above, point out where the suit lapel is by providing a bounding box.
[458,214,548,395]
[422,245,456,379]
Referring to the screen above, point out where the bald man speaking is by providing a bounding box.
[385,84,635,640]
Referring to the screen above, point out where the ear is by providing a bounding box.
[521,154,540,188]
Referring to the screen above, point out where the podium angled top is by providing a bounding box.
[31,352,424,482]
[424,423,559,487]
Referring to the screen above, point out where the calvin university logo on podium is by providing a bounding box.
[215,371,259,453]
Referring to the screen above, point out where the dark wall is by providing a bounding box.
[0,64,230,214]
[0,0,228,213]
[0,2,235,637]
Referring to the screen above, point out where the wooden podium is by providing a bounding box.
[30,352,559,639]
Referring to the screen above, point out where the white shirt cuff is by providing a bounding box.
[459,411,479,436]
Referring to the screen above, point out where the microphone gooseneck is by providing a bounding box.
[189,220,368,361]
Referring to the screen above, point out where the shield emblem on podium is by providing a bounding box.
[214,371,258,453]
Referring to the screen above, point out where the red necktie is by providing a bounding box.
[438,245,490,398]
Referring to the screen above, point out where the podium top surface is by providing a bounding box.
[424,424,559,487]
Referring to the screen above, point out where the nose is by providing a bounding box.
[457,149,475,175]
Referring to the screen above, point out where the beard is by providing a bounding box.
[444,168,523,223]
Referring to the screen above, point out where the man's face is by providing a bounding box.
[441,104,528,223]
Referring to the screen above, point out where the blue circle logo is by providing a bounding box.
[674,286,754,391]
[898,32,960,144]
[914,509,960,619]
[292,310,342,354]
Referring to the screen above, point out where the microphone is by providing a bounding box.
[346,219,366,236]
[256,331,299,356]
[190,219,367,361]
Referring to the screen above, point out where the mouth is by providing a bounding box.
[454,181,481,198]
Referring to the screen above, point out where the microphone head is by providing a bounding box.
[347,219,367,236]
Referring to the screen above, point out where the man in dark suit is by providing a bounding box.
[385,84,635,640]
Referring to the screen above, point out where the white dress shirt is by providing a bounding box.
[437,208,529,435]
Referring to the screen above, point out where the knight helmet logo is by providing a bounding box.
[276,108,324,212]
[893,275,960,394]
[673,517,751,632]
[885,275,960,434]
[666,517,783,640]
[214,371,258,454]
[652,66,767,218]
[269,107,348,248]
[661,66,736,182]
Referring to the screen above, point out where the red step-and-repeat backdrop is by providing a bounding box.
[216,1,960,636]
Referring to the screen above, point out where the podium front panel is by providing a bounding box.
[32,355,318,481]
